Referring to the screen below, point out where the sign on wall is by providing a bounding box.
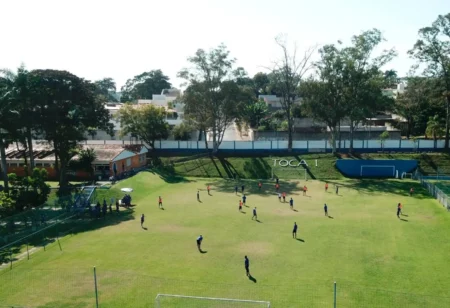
[272,159,308,167]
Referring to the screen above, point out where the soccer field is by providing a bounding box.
[1,171,450,307]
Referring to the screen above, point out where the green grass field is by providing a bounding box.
[1,171,450,307]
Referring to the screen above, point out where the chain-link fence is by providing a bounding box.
[1,268,449,307]
[415,171,450,210]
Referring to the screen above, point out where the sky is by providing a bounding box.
[1,0,450,91]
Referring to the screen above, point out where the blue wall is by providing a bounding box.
[335,160,418,178]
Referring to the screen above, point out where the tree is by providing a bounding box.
[239,99,269,128]
[120,70,171,102]
[270,35,316,151]
[95,77,117,102]
[172,122,193,141]
[29,70,113,187]
[379,131,390,151]
[341,29,397,152]
[7,168,50,212]
[384,69,399,88]
[409,13,450,148]
[178,44,245,152]
[71,148,97,181]
[426,115,445,141]
[253,72,271,95]
[116,104,170,150]
[301,44,347,153]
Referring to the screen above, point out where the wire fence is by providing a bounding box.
[0,267,449,307]
[414,171,450,210]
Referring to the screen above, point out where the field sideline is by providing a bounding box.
[1,171,450,307]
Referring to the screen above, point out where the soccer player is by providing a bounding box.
[242,194,247,206]
[325,182,328,192]
[324,203,328,216]
[241,185,245,194]
[239,200,243,212]
[158,196,163,209]
[292,222,297,238]
[303,185,307,196]
[140,214,145,228]
[278,192,282,202]
[197,235,203,251]
[252,207,257,220]
[409,188,414,196]
[276,177,279,184]
[282,192,286,203]
[244,255,250,276]
[397,203,402,218]
[207,185,211,195]
[289,197,294,210]
[235,185,238,195]
[258,182,262,191]
[275,183,280,191]
[335,185,339,195]
[197,190,201,202]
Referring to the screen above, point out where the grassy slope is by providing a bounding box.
[163,153,450,180]
[1,172,450,307]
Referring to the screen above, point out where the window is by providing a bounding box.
[126,158,131,167]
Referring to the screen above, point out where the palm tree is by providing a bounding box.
[426,115,444,142]
[77,148,97,181]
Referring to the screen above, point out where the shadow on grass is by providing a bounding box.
[249,275,257,283]
[207,178,301,198]
[0,209,134,266]
[325,179,433,199]
[145,167,193,184]
[296,238,305,242]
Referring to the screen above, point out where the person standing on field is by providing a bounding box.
[242,194,247,206]
[197,190,200,202]
[207,185,211,195]
[325,182,328,192]
[244,255,250,277]
[289,197,294,210]
[324,203,328,216]
[409,188,414,196]
[335,185,339,195]
[258,182,262,191]
[140,214,145,228]
[282,192,286,203]
[235,185,238,195]
[292,222,298,238]
[197,235,203,251]
[158,196,163,209]
[303,185,307,196]
[252,207,257,220]
[239,200,243,212]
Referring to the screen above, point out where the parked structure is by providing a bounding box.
[2,144,148,180]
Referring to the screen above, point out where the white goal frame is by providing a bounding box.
[155,294,271,307]
[271,167,307,181]
[360,165,396,177]
[401,172,413,179]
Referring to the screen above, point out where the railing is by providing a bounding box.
[415,171,450,210]
[41,139,444,151]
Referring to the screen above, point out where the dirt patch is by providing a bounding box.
[237,242,273,255]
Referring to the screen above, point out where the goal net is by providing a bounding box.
[401,172,413,179]
[155,294,271,308]
[360,165,396,178]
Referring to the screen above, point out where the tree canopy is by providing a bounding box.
[120,70,171,102]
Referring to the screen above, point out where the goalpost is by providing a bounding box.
[401,172,413,179]
[155,294,271,307]
[271,167,307,181]
[360,165,396,178]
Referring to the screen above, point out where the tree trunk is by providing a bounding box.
[59,162,68,188]
[0,143,9,192]
[445,96,450,149]
[287,116,293,152]
[26,127,35,171]
[337,121,341,151]
[330,127,337,154]
[349,121,354,153]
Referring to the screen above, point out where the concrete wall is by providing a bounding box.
[253,130,402,141]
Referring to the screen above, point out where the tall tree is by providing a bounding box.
[270,35,316,151]
[384,69,399,88]
[120,70,171,102]
[409,13,450,148]
[341,29,397,152]
[301,44,347,153]
[426,114,445,141]
[116,104,170,150]
[95,77,117,102]
[253,72,271,96]
[178,44,245,152]
[29,70,113,187]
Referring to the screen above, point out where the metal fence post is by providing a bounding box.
[334,281,337,308]
[26,243,29,260]
[10,248,12,270]
[94,266,99,308]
